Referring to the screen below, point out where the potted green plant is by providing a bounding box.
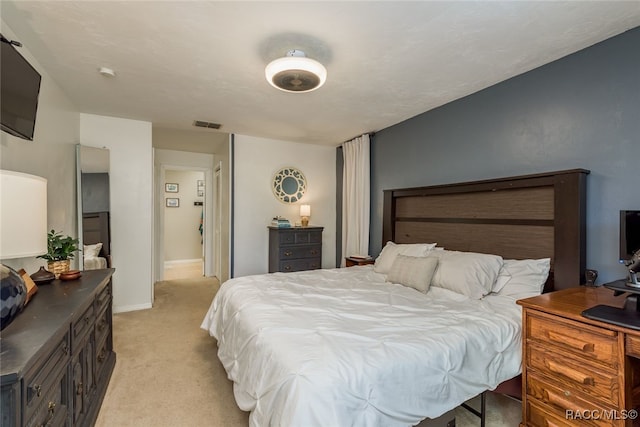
[37,229,79,278]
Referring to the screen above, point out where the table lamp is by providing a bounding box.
[0,170,47,330]
[300,204,311,227]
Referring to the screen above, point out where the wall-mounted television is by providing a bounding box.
[620,210,640,262]
[1,36,41,141]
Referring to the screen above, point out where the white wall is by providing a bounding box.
[80,113,153,313]
[233,135,336,277]
[0,19,80,274]
[164,170,205,261]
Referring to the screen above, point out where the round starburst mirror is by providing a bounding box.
[272,167,307,204]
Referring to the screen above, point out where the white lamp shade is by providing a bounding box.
[300,204,311,217]
[0,170,47,259]
[265,51,327,93]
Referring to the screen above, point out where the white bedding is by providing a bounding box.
[201,266,523,427]
[83,256,107,270]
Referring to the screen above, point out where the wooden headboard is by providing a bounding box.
[82,211,111,264]
[382,169,589,291]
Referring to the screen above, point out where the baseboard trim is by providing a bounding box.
[113,302,152,314]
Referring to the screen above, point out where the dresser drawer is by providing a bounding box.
[24,332,70,421]
[95,282,111,314]
[279,245,321,260]
[72,302,95,351]
[528,343,619,406]
[95,304,111,345]
[527,313,618,367]
[280,258,321,273]
[527,372,616,427]
[24,366,69,427]
[527,398,585,427]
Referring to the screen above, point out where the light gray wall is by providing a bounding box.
[163,170,205,261]
[371,27,640,284]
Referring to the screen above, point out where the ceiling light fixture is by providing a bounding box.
[265,50,327,93]
[99,67,116,77]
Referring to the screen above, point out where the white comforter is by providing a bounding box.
[201,266,522,427]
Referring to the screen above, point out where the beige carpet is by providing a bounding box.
[96,277,521,426]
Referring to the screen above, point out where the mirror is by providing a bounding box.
[76,145,111,270]
[272,167,306,204]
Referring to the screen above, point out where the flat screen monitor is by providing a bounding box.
[620,210,640,262]
[1,38,41,141]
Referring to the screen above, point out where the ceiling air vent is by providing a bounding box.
[193,120,222,129]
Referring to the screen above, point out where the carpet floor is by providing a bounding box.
[95,277,521,426]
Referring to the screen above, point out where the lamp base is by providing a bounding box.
[301,216,309,227]
[1,264,27,330]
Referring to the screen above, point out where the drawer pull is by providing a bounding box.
[284,251,293,257]
[46,401,56,424]
[97,319,106,332]
[547,360,595,386]
[544,388,574,410]
[76,382,83,395]
[310,250,318,255]
[33,384,42,397]
[98,351,106,363]
[547,331,595,353]
[284,265,292,271]
[62,343,69,355]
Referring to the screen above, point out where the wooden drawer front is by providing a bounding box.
[95,305,111,345]
[95,333,112,381]
[95,282,111,314]
[280,258,321,273]
[72,303,95,349]
[626,335,640,359]
[528,344,619,406]
[279,245,321,260]
[527,372,616,427]
[527,399,590,427]
[527,314,618,367]
[25,366,69,427]
[24,333,70,420]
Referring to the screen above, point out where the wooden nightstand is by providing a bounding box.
[345,256,375,267]
[517,286,640,426]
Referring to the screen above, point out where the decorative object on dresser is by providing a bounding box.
[0,170,48,330]
[299,204,311,227]
[345,255,374,267]
[272,167,307,204]
[37,229,79,279]
[0,269,116,427]
[268,226,323,273]
[518,287,640,427]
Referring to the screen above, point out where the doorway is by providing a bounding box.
[162,169,205,280]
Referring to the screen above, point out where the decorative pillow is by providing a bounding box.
[495,258,551,300]
[430,250,504,299]
[84,243,103,258]
[386,255,439,294]
[373,241,437,274]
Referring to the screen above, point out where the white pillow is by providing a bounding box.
[374,241,437,274]
[386,255,439,294]
[84,243,103,258]
[430,250,504,299]
[495,258,551,300]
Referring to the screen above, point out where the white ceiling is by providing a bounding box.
[3,1,639,147]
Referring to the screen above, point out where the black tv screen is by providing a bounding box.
[1,38,41,140]
[620,210,640,261]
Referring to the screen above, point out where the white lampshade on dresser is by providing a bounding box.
[0,170,47,330]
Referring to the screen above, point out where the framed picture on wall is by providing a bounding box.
[165,183,179,193]
[166,198,180,207]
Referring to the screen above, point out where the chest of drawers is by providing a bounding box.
[518,287,640,427]
[268,226,323,273]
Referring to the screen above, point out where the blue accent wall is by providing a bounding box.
[371,27,640,284]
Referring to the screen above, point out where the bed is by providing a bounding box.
[202,169,589,426]
[82,211,111,269]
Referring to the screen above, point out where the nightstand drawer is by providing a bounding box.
[527,372,615,427]
[527,399,584,427]
[528,343,619,406]
[527,313,618,367]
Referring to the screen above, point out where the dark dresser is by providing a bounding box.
[268,226,323,273]
[1,269,116,427]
